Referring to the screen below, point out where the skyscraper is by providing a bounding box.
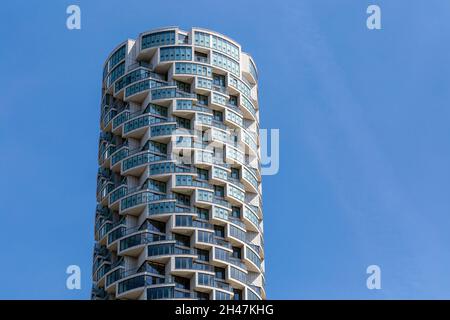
[92,27,264,300]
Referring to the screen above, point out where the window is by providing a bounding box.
[196,207,209,220]
[195,290,210,300]
[140,262,165,275]
[175,257,193,270]
[195,51,208,63]
[197,168,209,180]
[175,192,190,206]
[174,233,190,247]
[176,80,191,93]
[176,116,191,129]
[231,168,240,179]
[196,248,210,262]
[178,34,188,44]
[232,246,241,259]
[211,51,240,76]
[231,206,241,219]
[143,179,167,193]
[141,219,166,233]
[213,110,223,122]
[214,267,225,280]
[197,94,209,106]
[214,225,225,238]
[233,289,243,300]
[160,46,192,61]
[142,31,176,50]
[174,276,190,290]
[228,95,238,106]
[214,185,225,198]
[194,31,210,47]
[213,74,226,87]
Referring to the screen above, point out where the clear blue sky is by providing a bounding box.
[1,0,450,299]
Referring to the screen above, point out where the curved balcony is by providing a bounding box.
[99,143,116,168]
[244,246,262,273]
[173,99,212,117]
[194,190,231,209]
[94,261,111,287]
[118,231,170,257]
[148,162,196,178]
[121,150,167,176]
[242,167,259,194]
[243,206,262,235]
[96,220,112,245]
[104,258,125,292]
[151,87,196,104]
[172,175,213,193]
[213,247,247,271]
[120,191,176,215]
[111,109,130,134]
[108,184,128,210]
[146,243,197,264]
[122,114,168,139]
[246,285,263,300]
[106,223,127,250]
[124,79,169,103]
[172,215,214,234]
[116,273,172,300]
[172,257,215,278]
[195,230,232,251]
[100,107,117,132]
[173,62,212,79]
[240,96,258,122]
[98,182,114,206]
[225,184,246,206]
[109,145,129,172]
[147,285,199,300]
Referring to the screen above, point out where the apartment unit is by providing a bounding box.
[92,27,264,300]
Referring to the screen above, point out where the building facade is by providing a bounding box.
[92,27,264,300]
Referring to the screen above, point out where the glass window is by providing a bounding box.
[214,225,225,238]
[174,233,190,247]
[197,94,209,106]
[231,168,240,179]
[214,267,225,280]
[196,248,210,262]
[233,289,243,300]
[231,206,241,219]
[213,74,226,87]
[214,185,225,198]
[213,110,223,122]
[228,95,238,106]
[174,276,190,290]
[196,207,209,220]
[232,246,241,259]
[197,168,209,180]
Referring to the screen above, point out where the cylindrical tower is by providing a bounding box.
[92,27,264,300]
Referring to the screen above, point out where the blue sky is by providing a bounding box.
[1,0,450,299]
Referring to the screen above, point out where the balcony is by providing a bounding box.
[100,107,117,131]
[123,114,168,139]
[151,87,196,102]
[121,150,167,176]
[118,231,170,256]
[173,215,214,231]
[120,191,175,215]
[173,99,212,116]
[173,175,213,192]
